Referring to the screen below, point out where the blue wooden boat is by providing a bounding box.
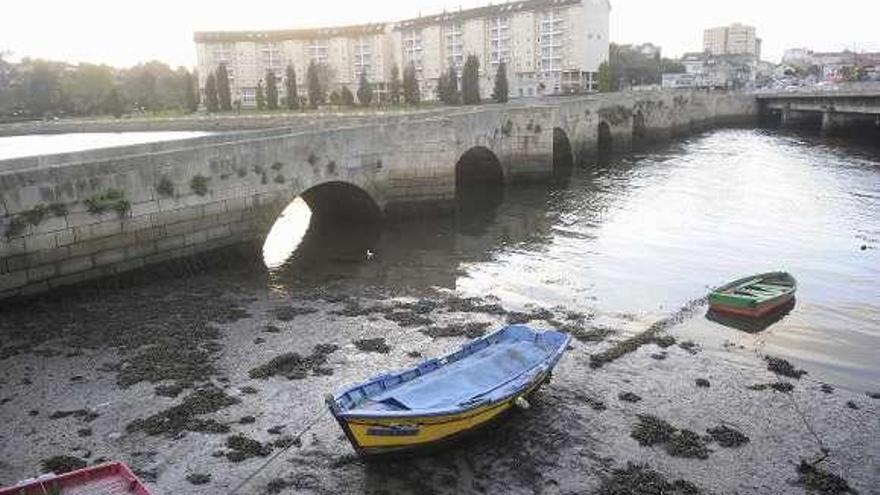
[326,325,570,457]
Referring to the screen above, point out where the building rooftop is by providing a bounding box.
[193,0,591,42]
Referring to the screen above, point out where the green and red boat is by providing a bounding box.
[708,272,797,318]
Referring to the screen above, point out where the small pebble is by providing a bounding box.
[696,378,711,388]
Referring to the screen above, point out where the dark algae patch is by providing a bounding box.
[422,322,490,339]
[664,429,710,459]
[748,381,794,393]
[354,338,391,354]
[765,355,807,379]
[631,415,677,446]
[796,460,856,494]
[618,392,642,403]
[631,415,711,459]
[48,409,99,422]
[248,344,339,379]
[225,433,272,462]
[590,297,705,368]
[707,425,750,447]
[41,455,87,474]
[186,473,212,485]
[598,463,701,495]
[126,384,239,436]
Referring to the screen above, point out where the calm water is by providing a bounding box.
[0,132,210,160]
[265,128,880,390]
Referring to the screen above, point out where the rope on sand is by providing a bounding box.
[227,407,331,495]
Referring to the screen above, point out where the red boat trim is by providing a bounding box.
[710,294,794,318]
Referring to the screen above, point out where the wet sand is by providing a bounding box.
[0,260,877,495]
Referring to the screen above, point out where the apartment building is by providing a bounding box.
[193,0,610,106]
[703,23,761,60]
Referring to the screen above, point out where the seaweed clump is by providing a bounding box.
[631,415,710,459]
[126,384,239,436]
[765,356,807,379]
[41,455,87,474]
[748,382,794,393]
[225,433,272,462]
[422,322,490,339]
[248,344,339,379]
[354,338,391,354]
[796,461,855,494]
[598,463,700,495]
[706,425,750,448]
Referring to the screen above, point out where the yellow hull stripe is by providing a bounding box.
[342,374,547,450]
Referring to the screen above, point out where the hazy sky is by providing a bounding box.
[3,0,878,68]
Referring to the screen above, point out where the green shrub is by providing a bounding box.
[271,162,283,171]
[84,189,130,217]
[48,203,68,217]
[157,176,175,197]
[4,216,26,238]
[237,167,248,178]
[274,174,286,184]
[501,120,513,137]
[21,205,47,226]
[190,175,210,196]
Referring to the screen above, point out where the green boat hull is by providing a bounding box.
[708,271,797,317]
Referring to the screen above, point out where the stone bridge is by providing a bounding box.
[757,89,880,134]
[0,91,756,299]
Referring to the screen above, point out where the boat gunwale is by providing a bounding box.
[709,271,797,308]
[330,326,570,420]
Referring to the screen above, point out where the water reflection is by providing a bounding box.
[0,132,211,160]
[260,128,879,389]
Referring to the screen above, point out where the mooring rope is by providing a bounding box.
[227,407,332,495]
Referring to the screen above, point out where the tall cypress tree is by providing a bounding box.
[357,71,373,106]
[436,70,448,104]
[389,64,402,105]
[341,85,355,106]
[216,63,232,111]
[183,70,199,113]
[462,55,480,105]
[447,65,460,105]
[306,61,323,108]
[403,63,420,106]
[256,80,265,110]
[265,70,278,110]
[285,65,298,110]
[205,73,219,112]
[492,62,509,103]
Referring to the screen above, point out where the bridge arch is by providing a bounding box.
[632,110,646,145]
[455,146,504,189]
[597,121,613,158]
[553,127,574,175]
[262,180,381,268]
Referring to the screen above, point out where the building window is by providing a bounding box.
[307,39,329,65]
[540,9,564,73]
[489,16,511,68]
[260,42,283,76]
[444,22,464,69]
[241,88,256,105]
[403,29,424,78]
[354,37,372,78]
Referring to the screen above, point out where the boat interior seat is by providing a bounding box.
[364,340,551,412]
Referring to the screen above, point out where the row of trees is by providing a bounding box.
[437,55,508,105]
[597,43,685,92]
[0,52,199,120]
[203,54,510,113]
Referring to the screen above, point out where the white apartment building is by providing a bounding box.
[703,23,761,60]
[194,0,610,106]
